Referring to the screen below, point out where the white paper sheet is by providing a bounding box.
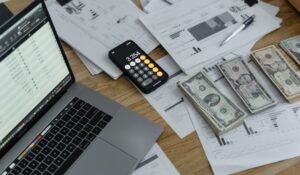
[140,0,280,74]
[45,0,159,79]
[133,143,180,175]
[75,51,103,75]
[143,55,195,138]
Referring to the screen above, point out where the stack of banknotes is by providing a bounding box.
[178,35,300,135]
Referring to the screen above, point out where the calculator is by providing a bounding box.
[109,40,169,94]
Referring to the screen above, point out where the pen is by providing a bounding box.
[220,15,256,47]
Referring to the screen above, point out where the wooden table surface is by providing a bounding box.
[5,0,300,174]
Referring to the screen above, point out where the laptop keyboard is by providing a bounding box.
[1,97,113,175]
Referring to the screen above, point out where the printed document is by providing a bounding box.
[45,0,159,79]
[152,53,300,175]
[143,55,195,138]
[140,0,280,74]
[133,143,180,175]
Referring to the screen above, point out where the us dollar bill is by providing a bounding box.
[251,45,300,103]
[218,57,277,113]
[178,72,247,135]
[280,35,300,65]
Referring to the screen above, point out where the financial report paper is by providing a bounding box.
[45,0,159,79]
[150,53,300,175]
[140,0,280,74]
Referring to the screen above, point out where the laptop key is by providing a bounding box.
[78,131,88,139]
[66,121,76,129]
[66,144,76,152]
[50,149,60,158]
[74,123,83,132]
[29,160,39,169]
[22,167,32,175]
[92,127,102,135]
[35,154,45,162]
[11,166,21,175]
[54,133,64,142]
[50,126,60,135]
[83,124,93,133]
[44,133,54,141]
[71,115,80,123]
[62,114,72,122]
[18,159,29,168]
[31,145,42,154]
[25,153,35,161]
[56,120,65,128]
[32,170,41,175]
[68,130,78,138]
[37,139,47,148]
[37,163,47,172]
[54,157,64,166]
[61,150,70,159]
[55,148,83,175]
[56,142,66,151]
[48,140,58,148]
[41,147,51,155]
[83,103,92,111]
[47,164,58,173]
[98,121,107,129]
[86,107,98,119]
[73,99,85,109]
[72,137,82,145]
[79,117,89,125]
[62,136,72,145]
[86,133,96,142]
[79,140,90,150]
[103,115,113,122]
[44,156,54,164]
[89,113,103,125]
[60,127,70,135]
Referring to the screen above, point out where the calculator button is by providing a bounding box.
[143,67,149,71]
[135,59,141,63]
[125,65,131,70]
[130,62,136,66]
[142,74,148,79]
[134,66,140,71]
[152,75,158,80]
[157,71,163,77]
[142,78,153,86]
[148,63,154,68]
[148,71,153,76]
[133,73,139,78]
[140,55,146,60]
[137,77,143,82]
[144,59,150,64]
[139,63,145,67]
[138,70,144,75]
[129,69,135,74]
[152,67,159,73]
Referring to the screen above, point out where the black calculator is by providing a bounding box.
[109,40,169,94]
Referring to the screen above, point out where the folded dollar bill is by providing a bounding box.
[251,45,300,103]
[177,72,247,135]
[280,35,300,65]
[218,57,277,113]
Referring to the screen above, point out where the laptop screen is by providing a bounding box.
[0,3,73,153]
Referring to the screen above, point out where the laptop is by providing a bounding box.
[0,1,163,175]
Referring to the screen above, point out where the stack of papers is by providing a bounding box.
[45,0,159,79]
[133,143,180,175]
[140,0,281,74]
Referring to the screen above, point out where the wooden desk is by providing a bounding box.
[5,0,300,174]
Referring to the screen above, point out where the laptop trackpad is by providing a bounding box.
[66,138,137,175]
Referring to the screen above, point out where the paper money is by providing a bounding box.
[251,45,300,103]
[178,72,247,135]
[218,57,277,113]
[280,35,300,65]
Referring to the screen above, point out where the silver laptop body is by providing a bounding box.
[0,1,163,175]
